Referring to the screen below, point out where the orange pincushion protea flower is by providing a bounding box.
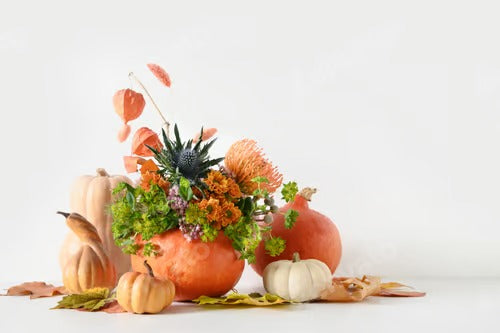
[224,139,283,195]
[131,127,163,157]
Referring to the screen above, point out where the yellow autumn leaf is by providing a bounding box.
[192,292,291,306]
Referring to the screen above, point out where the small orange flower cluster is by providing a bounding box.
[197,170,243,230]
[139,160,169,193]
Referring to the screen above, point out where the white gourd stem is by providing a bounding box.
[128,72,170,138]
[292,252,301,263]
[298,188,317,201]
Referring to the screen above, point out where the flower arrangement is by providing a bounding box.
[110,64,300,263]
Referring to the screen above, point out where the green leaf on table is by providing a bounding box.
[192,292,291,306]
[52,288,114,311]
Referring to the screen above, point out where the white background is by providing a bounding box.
[1,0,499,284]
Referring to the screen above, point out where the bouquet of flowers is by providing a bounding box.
[109,64,299,300]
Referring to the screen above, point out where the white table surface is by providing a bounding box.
[1,276,498,332]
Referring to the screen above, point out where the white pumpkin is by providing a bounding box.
[59,168,133,277]
[263,252,332,302]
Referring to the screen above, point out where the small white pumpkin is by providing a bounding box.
[263,252,332,302]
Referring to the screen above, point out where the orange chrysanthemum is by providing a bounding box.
[205,170,229,195]
[224,139,283,195]
[220,201,242,227]
[197,198,222,223]
[139,160,169,193]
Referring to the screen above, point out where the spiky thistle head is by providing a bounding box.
[147,124,224,187]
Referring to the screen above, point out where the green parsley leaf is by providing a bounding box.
[284,209,299,229]
[251,176,269,184]
[281,181,299,203]
[111,182,180,255]
[265,237,286,256]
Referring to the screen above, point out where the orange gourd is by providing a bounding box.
[117,261,175,314]
[130,229,244,301]
[58,212,117,293]
[252,188,342,276]
[59,168,133,277]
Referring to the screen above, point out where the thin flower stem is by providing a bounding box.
[129,72,170,137]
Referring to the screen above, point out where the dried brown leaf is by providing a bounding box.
[2,282,66,299]
[101,300,127,313]
[377,289,426,297]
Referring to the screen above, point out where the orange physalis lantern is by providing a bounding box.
[113,89,146,142]
[131,127,163,157]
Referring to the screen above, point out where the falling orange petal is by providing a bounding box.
[193,127,218,143]
[131,127,163,157]
[117,123,131,142]
[224,139,283,195]
[147,63,171,87]
[123,156,146,173]
[113,89,145,123]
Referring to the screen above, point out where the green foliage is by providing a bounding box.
[52,288,114,311]
[142,242,157,257]
[201,223,218,242]
[251,176,269,184]
[111,182,180,255]
[185,203,207,225]
[224,215,262,263]
[281,181,299,203]
[179,177,194,201]
[265,237,286,256]
[284,209,299,229]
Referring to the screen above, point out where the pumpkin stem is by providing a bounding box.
[144,260,155,278]
[96,168,110,177]
[298,187,317,201]
[129,72,170,138]
[56,211,70,218]
[292,252,301,262]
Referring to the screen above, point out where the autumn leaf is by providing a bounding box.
[100,300,127,313]
[193,292,291,306]
[320,276,426,302]
[147,64,171,87]
[1,282,66,299]
[52,288,115,312]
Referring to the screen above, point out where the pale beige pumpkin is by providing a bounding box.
[58,212,117,293]
[59,168,133,277]
[117,261,175,314]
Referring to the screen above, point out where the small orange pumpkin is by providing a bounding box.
[117,261,175,314]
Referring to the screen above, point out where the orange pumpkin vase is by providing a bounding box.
[252,188,342,276]
[131,229,245,301]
